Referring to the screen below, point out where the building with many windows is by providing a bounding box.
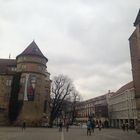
[75,94,109,124]
[108,81,137,129]
[0,41,51,126]
[75,99,95,122]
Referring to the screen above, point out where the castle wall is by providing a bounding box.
[0,75,13,125]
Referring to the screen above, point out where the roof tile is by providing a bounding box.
[17,41,48,61]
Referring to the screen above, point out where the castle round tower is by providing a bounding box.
[16,41,51,126]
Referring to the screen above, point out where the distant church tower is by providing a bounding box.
[16,41,51,125]
[129,9,140,133]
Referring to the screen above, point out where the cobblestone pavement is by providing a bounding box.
[0,127,139,140]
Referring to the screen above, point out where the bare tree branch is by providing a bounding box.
[49,74,76,127]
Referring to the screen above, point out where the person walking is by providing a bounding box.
[65,121,69,132]
[122,123,125,131]
[87,120,91,136]
[59,120,63,132]
[98,121,102,131]
[125,123,129,131]
[91,120,95,133]
[22,121,26,131]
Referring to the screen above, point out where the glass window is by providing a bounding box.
[11,67,16,71]
[23,57,26,60]
[6,79,12,86]
[21,64,26,70]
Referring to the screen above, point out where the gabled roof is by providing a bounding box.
[17,41,48,61]
[134,9,140,26]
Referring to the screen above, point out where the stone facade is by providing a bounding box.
[108,81,137,129]
[0,41,51,126]
[75,94,109,124]
[76,99,95,122]
[0,75,13,125]
[0,59,16,125]
[129,10,140,133]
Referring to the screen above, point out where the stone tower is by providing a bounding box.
[16,41,51,126]
[129,9,140,133]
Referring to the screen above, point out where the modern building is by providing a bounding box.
[0,41,51,126]
[129,9,140,133]
[108,81,137,129]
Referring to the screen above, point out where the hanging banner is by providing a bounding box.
[18,73,36,101]
[18,74,36,101]
[27,74,35,101]
[24,74,29,101]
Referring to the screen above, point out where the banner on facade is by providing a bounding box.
[19,73,36,101]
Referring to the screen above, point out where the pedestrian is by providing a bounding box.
[59,120,63,132]
[87,120,91,136]
[65,121,69,132]
[125,123,129,131]
[98,120,102,131]
[22,121,26,131]
[98,123,102,131]
[122,123,125,131]
[91,120,95,133]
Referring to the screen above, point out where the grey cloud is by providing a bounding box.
[0,0,139,99]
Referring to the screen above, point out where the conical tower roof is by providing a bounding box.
[134,9,140,26]
[17,41,48,61]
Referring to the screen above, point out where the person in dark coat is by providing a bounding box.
[59,120,63,132]
[65,121,69,132]
[22,121,26,130]
[91,120,95,132]
[87,120,92,136]
[122,123,125,131]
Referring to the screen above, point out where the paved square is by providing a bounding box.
[0,127,139,140]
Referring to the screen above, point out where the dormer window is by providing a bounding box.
[33,47,39,53]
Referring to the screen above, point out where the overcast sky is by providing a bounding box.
[0,0,139,100]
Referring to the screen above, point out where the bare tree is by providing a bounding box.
[70,91,82,124]
[49,74,75,127]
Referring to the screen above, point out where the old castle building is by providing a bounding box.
[129,9,140,133]
[0,41,51,126]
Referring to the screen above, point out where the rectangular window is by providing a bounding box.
[6,79,12,86]
[0,107,6,113]
[23,57,26,60]
[21,64,26,70]
[31,75,36,83]
[11,67,16,71]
